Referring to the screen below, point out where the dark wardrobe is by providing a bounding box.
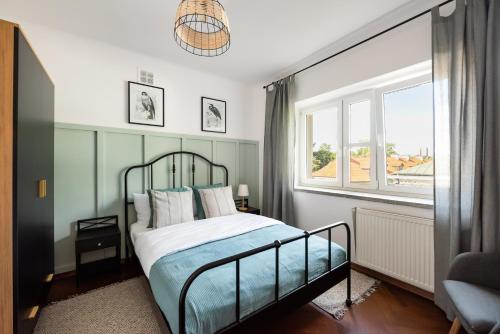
[0,20,54,334]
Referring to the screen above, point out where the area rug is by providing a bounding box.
[34,277,163,334]
[35,270,378,333]
[313,270,380,320]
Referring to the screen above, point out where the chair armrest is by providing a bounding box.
[490,322,500,334]
[447,252,500,290]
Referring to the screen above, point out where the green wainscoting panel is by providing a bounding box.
[145,135,182,189]
[101,132,144,260]
[181,138,213,186]
[239,143,259,207]
[54,128,97,273]
[54,123,260,273]
[215,141,238,194]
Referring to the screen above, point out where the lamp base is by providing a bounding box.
[239,207,248,211]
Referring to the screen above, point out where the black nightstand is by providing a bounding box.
[75,216,121,286]
[237,206,260,215]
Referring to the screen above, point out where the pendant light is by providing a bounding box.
[174,0,231,57]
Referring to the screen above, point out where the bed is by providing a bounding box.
[124,151,351,334]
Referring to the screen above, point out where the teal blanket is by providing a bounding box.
[149,224,346,334]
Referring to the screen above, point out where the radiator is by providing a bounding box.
[354,208,434,292]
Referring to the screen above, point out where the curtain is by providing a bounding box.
[432,0,500,318]
[262,76,296,226]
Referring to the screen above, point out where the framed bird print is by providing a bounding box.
[128,81,165,127]
[201,97,226,133]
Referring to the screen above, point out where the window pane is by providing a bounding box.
[309,108,338,179]
[349,146,371,183]
[383,82,434,188]
[349,100,371,144]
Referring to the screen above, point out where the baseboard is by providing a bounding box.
[352,263,434,301]
[54,258,129,280]
[55,263,75,275]
[54,270,76,281]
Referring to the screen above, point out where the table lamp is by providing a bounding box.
[237,184,249,211]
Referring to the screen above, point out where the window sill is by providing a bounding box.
[294,185,434,209]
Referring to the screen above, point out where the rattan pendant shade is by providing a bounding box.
[174,0,230,57]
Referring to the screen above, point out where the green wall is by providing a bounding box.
[54,123,260,273]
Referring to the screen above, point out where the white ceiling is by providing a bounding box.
[2,0,414,83]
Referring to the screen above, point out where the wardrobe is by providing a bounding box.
[0,20,54,334]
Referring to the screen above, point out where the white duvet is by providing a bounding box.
[134,213,283,277]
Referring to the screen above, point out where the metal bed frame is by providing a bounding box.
[124,151,351,334]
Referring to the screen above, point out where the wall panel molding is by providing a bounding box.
[54,123,260,273]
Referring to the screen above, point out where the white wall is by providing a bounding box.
[294,15,432,102]
[294,192,433,251]
[15,21,263,144]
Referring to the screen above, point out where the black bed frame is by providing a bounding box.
[124,151,351,334]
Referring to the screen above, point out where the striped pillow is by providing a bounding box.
[150,188,194,228]
[146,187,188,227]
[198,186,237,219]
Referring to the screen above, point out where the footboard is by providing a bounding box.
[179,222,351,334]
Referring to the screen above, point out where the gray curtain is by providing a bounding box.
[262,76,296,226]
[432,0,500,318]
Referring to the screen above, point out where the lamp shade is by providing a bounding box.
[237,184,249,197]
[174,0,231,57]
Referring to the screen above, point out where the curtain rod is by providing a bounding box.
[262,0,454,90]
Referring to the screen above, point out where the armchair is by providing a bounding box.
[444,252,500,334]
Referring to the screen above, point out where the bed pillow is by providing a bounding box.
[133,193,151,224]
[198,186,238,219]
[146,187,188,228]
[191,183,223,220]
[150,188,194,228]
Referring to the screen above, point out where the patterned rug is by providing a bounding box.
[34,278,164,334]
[313,270,380,319]
[35,270,378,333]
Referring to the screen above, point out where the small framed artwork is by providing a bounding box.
[128,81,164,127]
[201,97,226,133]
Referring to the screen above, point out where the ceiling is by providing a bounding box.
[2,0,414,83]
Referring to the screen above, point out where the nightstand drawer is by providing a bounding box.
[76,233,120,253]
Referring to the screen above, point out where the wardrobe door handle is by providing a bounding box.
[38,179,47,198]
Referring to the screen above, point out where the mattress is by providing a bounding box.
[134,214,346,334]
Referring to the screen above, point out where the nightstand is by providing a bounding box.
[75,216,121,286]
[237,206,260,215]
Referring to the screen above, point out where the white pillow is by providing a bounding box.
[133,193,151,224]
[198,186,237,219]
[151,188,194,228]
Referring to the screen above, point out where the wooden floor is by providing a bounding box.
[48,262,457,334]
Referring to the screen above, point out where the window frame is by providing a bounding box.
[375,74,434,196]
[342,91,378,190]
[298,100,343,188]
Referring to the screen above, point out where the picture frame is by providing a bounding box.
[201,97,226,133]
[128,81,165,127]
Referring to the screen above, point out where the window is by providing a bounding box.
[301,102,342,187]
[343,94,376,189]
[377,80,434,195]
[298,71,433,198]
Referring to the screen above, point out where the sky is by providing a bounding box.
[312,108,338,150]
[312,82,434,156]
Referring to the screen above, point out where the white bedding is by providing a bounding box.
[134,213,283,277]
[130,221,151,245]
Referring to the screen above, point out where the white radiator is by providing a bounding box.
[354,208,434,292]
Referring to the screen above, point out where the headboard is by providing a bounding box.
[123,151,229,257]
